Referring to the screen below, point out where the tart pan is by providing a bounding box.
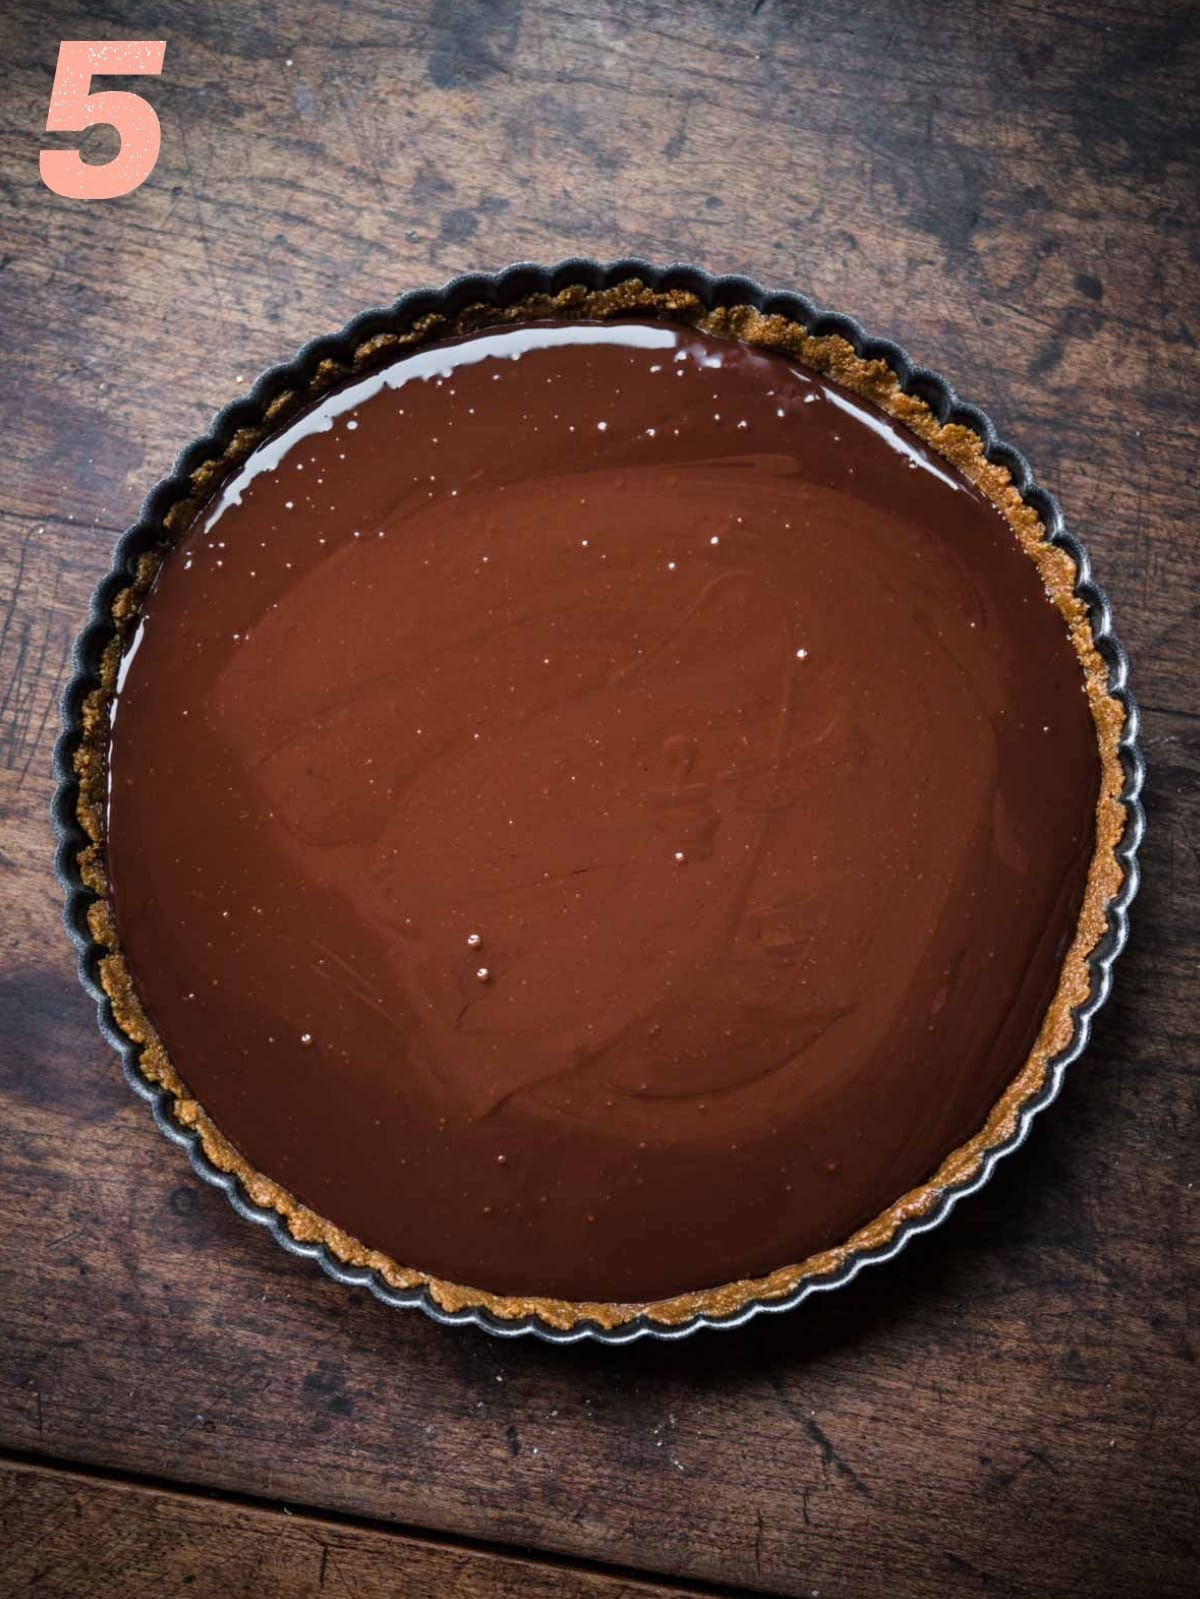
[53,259,1145,1343]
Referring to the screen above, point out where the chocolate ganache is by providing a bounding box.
[105,319,1099,1303]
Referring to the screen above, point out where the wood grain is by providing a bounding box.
[0,1459,717,1597]
[0,1,1196,1596]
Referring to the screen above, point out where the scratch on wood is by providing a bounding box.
[0,524,31,685]
[663,92,700,160]
[804,1418,871,1498]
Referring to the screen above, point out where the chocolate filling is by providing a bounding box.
[105,320,1099,1301]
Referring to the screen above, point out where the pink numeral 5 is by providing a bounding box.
[40,41,167,201]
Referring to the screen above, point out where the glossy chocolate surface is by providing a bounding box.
[106,320,1099,1302]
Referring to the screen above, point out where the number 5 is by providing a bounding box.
[40,41,166,201]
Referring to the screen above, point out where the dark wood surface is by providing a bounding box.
[1,2,1196,1595]
[0,1460,718,1599]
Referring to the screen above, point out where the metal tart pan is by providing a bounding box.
[53,259,1145,1343]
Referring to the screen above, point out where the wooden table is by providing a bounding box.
[1,3,1196,1594]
